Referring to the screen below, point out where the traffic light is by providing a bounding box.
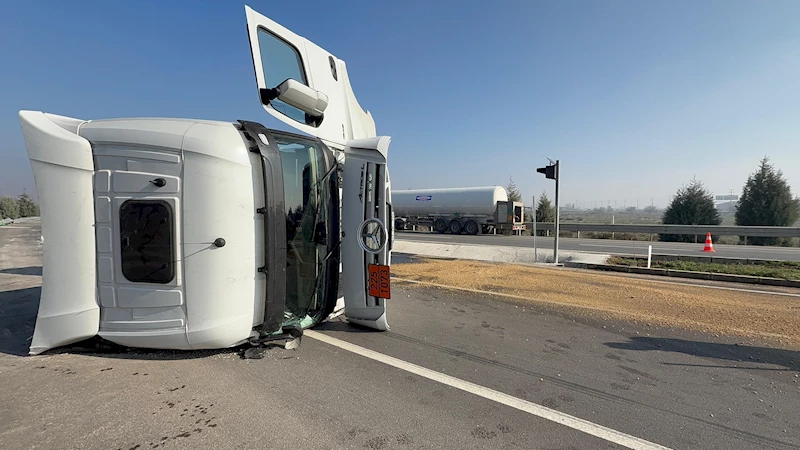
[536,163,557,180]
[535,158,561,264]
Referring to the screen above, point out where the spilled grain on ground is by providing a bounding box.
[391,258,800,348]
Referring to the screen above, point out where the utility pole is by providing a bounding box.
[729,188,735,214]
[554,160,560,264]
[532,195,537,262]
[536,159,560,264]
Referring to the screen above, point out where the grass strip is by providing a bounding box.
[608,257,800,280]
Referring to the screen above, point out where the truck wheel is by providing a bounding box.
[434,219,448,234]
[448,219,462,234]
[464,220,479,235]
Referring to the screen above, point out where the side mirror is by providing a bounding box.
[260,79,329,119]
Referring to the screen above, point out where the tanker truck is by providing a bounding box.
[392,186,525,235]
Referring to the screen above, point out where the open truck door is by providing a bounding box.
[245,5,377,150]
[245,6,391,330]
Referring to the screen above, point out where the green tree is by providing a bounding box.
[506,177,522,202]
[16,193,39,217]
[0,196,20,220]
[735,157,800,246]
[659,178,721,242]
[534,191,555,236]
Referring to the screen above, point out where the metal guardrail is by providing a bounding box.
[565,262,800,287]
[527,222,800,238]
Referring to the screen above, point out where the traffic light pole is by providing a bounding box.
[532,195,537,262]
[553,160,560,265]
[536,158,560,265]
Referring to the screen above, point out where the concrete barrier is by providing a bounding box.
[666,269,712,281]
[708,273,760,285]
[391,239,800,287]
[627,266,668,276]
[625,253,787,265]
[758,277,800,288]
[567,263,800,288]
[392,241,609,265]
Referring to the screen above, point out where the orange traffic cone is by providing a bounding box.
[703,232,715,252]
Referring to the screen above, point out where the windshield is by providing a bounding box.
[275,134,337,329]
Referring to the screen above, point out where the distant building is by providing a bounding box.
[715,200,737,213]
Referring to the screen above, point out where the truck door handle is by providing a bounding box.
[151,178,167,187]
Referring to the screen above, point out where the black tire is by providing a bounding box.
[464,220,479,235]
[448,219,463,234]
[434,218,448,234]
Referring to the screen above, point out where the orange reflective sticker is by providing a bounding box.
[368,264,391,299]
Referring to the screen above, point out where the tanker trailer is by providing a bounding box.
[392,186,525,235]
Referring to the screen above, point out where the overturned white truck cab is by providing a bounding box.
[19,6,393,355]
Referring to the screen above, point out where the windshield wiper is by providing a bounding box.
[303,237,342,324]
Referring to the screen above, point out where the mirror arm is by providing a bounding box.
[259,88,280,105]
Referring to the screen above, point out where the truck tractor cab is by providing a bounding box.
[18,5,392,355]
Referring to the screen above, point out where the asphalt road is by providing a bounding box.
[396,232,800,262]
[2,224,799,449]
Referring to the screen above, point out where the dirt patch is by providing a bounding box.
[391,258,800,348]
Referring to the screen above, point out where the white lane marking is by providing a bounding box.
[396,239,514,249]
[305,330,672,450]
[576,243,690,251]
[397,238,634,254]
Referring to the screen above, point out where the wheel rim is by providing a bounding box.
[449,220,462,234]
[465,221,478,234]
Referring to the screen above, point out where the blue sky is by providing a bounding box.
[1,0,799,208]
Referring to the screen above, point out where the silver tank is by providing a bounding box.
[392,186,508,216]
